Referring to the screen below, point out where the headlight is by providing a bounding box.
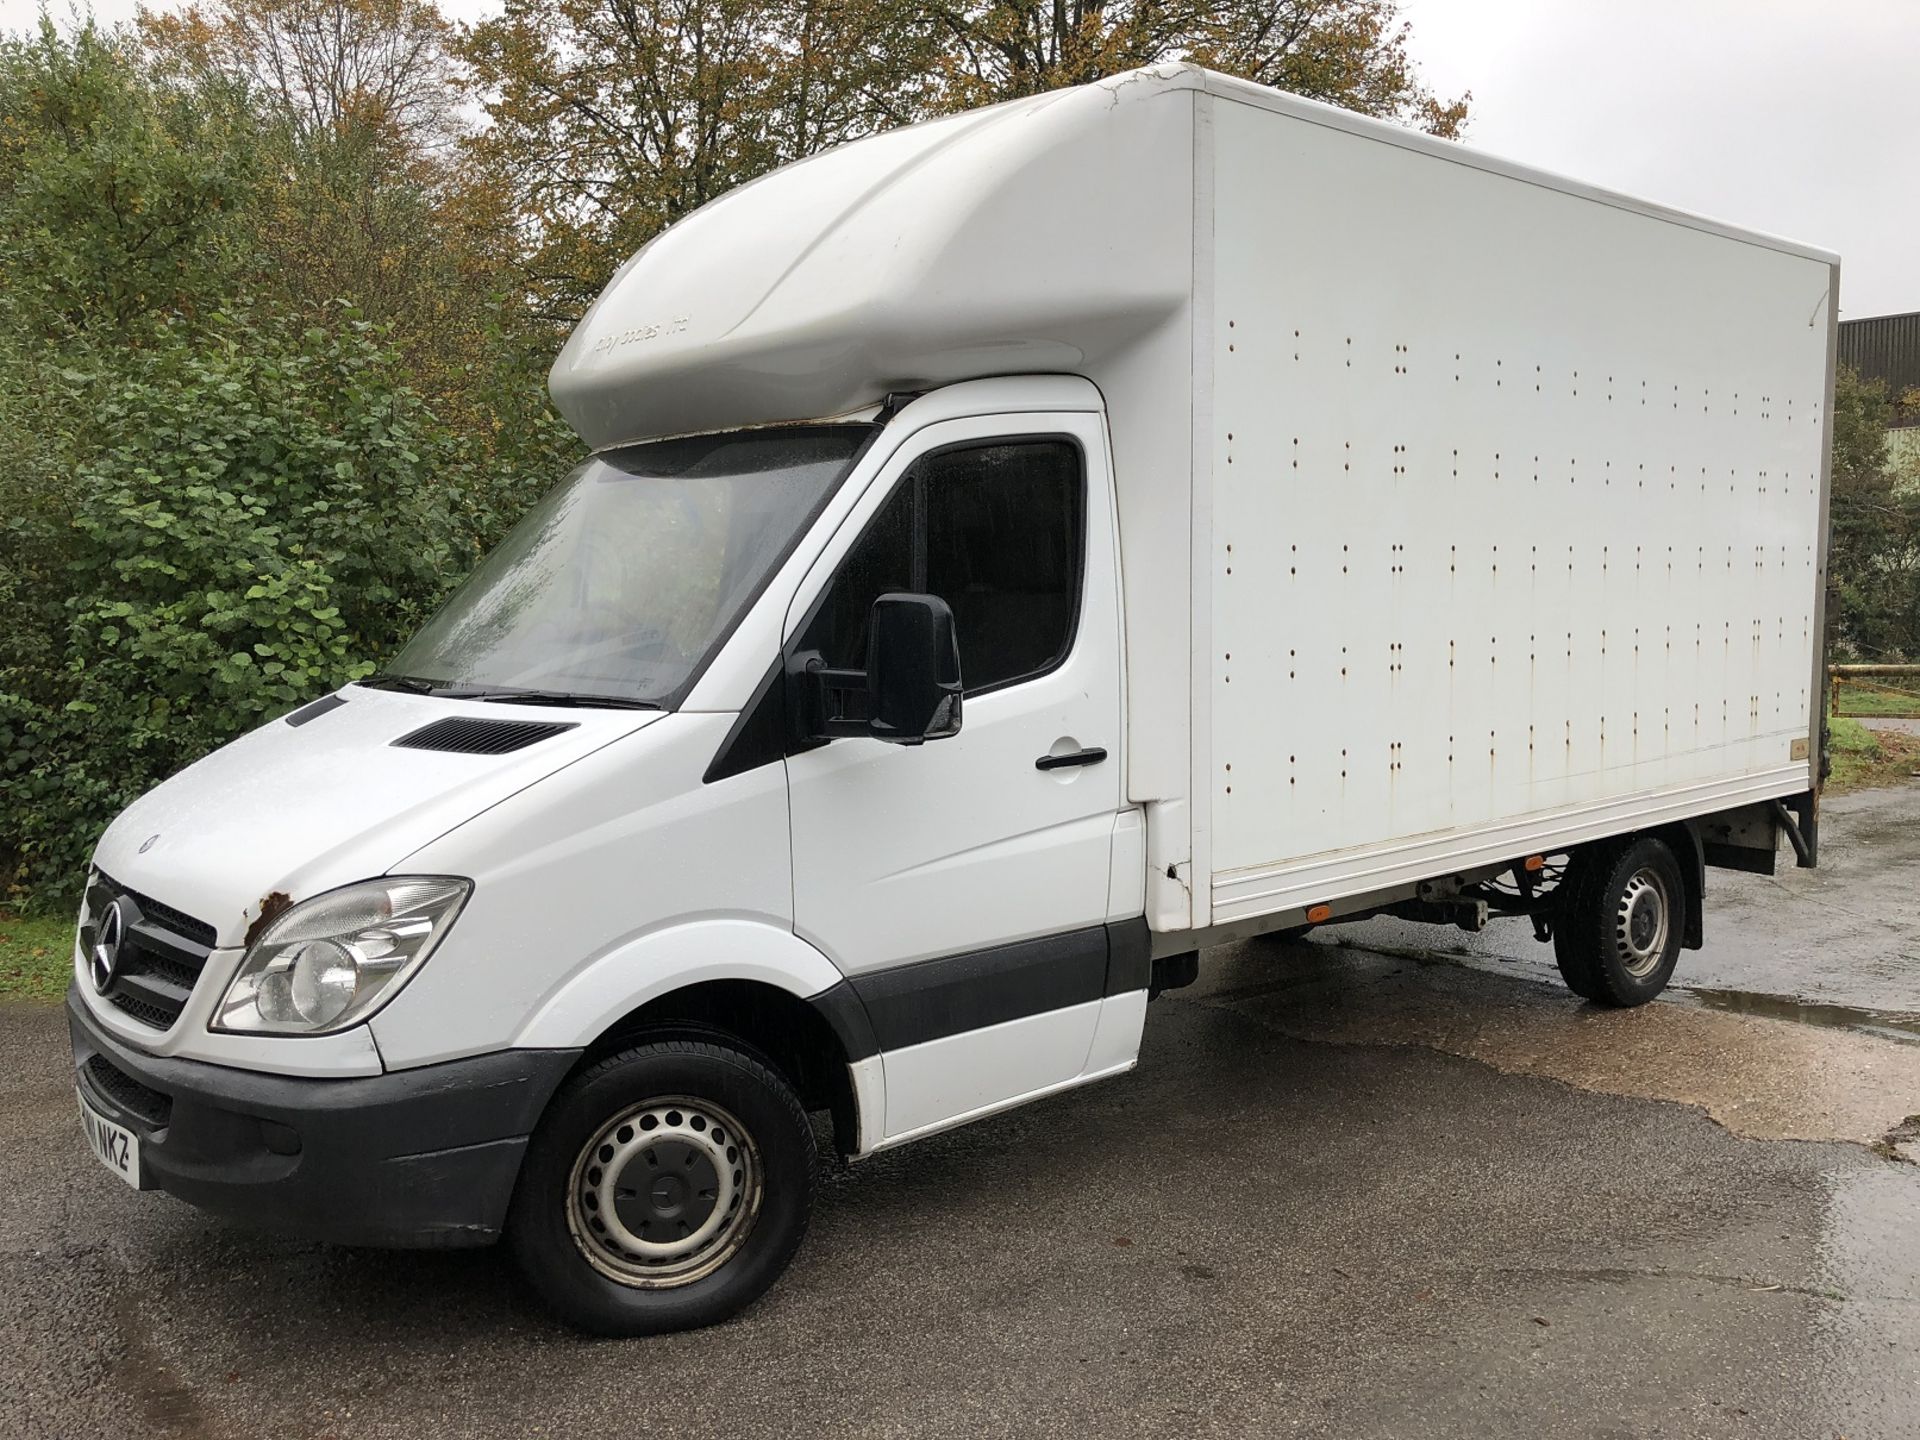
[213,876,470,1035]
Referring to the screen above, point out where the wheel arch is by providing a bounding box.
[512,920,877,1156]
[580,980,865,1155]
[1561,824,1703,952]
[1646,821,1706,951]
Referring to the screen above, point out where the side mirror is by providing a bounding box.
[865,593,963,744]
[792,593,964,745]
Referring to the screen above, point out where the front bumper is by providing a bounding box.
[68,986,579,1249]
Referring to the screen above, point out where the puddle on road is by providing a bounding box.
[1678,987,1920,1047]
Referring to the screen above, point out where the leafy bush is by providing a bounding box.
[0,310,553,902]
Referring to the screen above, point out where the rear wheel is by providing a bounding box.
[1552,837,1686,1007]
[507,1039,815,1335]
[1551,854,1604,1000]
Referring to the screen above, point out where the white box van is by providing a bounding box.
[68,64,1836,1334]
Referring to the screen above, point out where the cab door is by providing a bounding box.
[783,410,1128,1142]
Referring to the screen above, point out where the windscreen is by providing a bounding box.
[386,426,869,706]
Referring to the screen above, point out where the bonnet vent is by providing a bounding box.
[391,717,578,755]
[285,694,348,727]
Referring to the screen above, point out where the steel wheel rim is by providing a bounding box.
[1612,866,1672,978]
[566,1096,762,1289]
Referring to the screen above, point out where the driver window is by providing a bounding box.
[798,440,1083,696]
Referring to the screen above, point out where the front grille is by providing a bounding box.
[80,872,218,1033]
[108,992,179,1029]
[85,1054,172,1130]
[130,891,217,948]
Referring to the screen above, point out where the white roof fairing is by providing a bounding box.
[548,67,1202,451]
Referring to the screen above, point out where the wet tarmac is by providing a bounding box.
[1197,939,1920,1144]
[3,784,1919,1438]
[1338,784,1920,1021]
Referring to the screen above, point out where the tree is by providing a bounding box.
[927,0,1467,136]
[141,0,563,438]
[0,19,257,334]
[139,0,462,149]
[459,0,933,323]
[1189,0,1467,136]
[1828,366,1920,660]
[458,0,1465,322]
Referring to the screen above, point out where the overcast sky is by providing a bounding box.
[1399,0,1915,317]
[4,0,1913,317]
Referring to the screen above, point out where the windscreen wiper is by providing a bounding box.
[365,674,659,709]
[363,673,440,694]
[465,689,663,711]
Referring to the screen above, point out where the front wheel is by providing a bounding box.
[507,1039,816,1335]
[1552,837,1687,1007]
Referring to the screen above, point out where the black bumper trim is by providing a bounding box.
[68,987,580,1249]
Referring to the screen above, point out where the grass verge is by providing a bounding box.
[1831,682,1920,718]
[1827,691,1920,718]
[1827,715,1920,794]
[0,909,73,1000]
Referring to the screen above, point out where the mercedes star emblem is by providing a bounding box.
[90,900,127,994]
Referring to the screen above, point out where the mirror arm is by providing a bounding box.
[786,649,872,742]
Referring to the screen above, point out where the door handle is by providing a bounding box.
[1035,746,1107,771]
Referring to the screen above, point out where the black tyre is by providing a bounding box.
[1552,837,1686,1007]
[507,1039,816,1336]
[1551,851,1605,1001]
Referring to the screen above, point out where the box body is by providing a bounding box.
[1189,80,1835,926]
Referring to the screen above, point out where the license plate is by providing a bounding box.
[77,1089,143,1189]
